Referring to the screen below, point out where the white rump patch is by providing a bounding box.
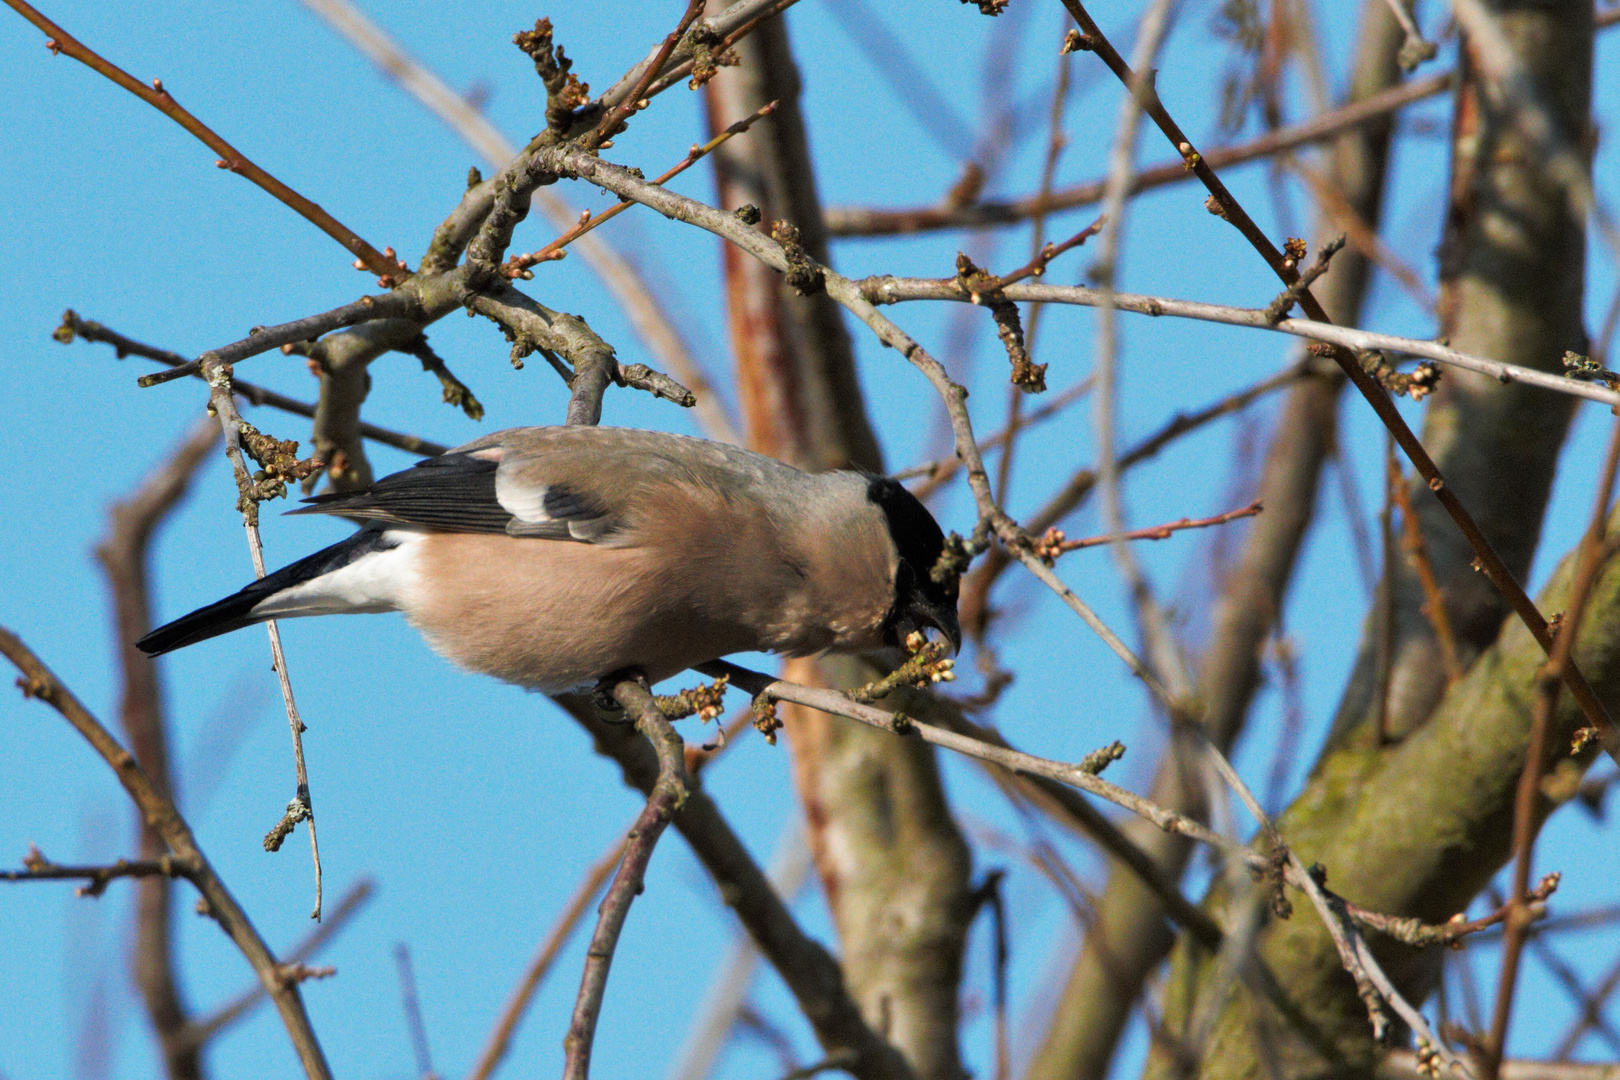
[495,472,552,524]
[249,531,424,619]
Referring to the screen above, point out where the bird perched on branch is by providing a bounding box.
[138,426,960,692]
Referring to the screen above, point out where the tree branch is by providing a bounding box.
[3,0,401,279]
[560,680,689,1080]
[0,628,333,1080]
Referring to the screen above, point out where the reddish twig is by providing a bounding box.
[1058,0,1620,767]
[1032,501,1263,560]
[587,0,707,148]
[996,217,1106,289]
[639,0,800,99]
[1347,873,1559,948]
[3,0,401,281]
[1390,458,1464,684]
[506,100,779,279]
[959,361,1308,636]
[824,70,1457,236]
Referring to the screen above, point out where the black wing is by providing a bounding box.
[288,451,619,541]
[289,452,513,534]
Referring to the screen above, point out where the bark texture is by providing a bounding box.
[1150,514,1618,1080]
[704,9,974,1078]
[1023,5,1406,1076]
[1326,0,1592,750]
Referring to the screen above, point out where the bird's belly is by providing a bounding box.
[400,533,757,692]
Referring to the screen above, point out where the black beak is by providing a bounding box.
[918,601,962,656]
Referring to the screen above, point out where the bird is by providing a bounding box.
[137,425,960,693]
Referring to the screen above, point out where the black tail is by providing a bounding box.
[136,530,389,656]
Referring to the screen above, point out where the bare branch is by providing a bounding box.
[824,70,1456,236]
[1056,0,1620,765]
[559,692,917,1080]
[2,849,189,895]
[0,628,333,1080]
[856,278,1620,410]
[562,680,690,1080]
[137,290,417,387]
[1034,501,1263,558]
[2,0,401,279]
[199,360,323,920]
[468,838,624,1080]
[56,310,449,456]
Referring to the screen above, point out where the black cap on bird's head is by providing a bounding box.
[867,477,961,655]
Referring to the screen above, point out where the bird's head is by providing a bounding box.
[867,477,962,655]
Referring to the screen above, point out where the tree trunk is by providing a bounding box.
[705,9,974,1078]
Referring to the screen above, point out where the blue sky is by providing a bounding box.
[3,2,1619,1078]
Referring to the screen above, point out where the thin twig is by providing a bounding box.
[200,360,323,921]
[1483,420,1620,1080]
[636,0,802,100]
[854,278,1620,411]
[138,290,415,387]
[562,681,690,1080]
[824,70,1457,236]
[1350,875,1557,949]
[56,310,449,456]
[1083,0,1620,762]
[0,628,332,1080]
[467,838,625,1080]
[505,101,780,279]
[2,851,187,894]
[393,944,436,1080]
[1034,502,1263,557]
[1390,460,1464,683]
[3,0,401,279]
[184,879,374,1049]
